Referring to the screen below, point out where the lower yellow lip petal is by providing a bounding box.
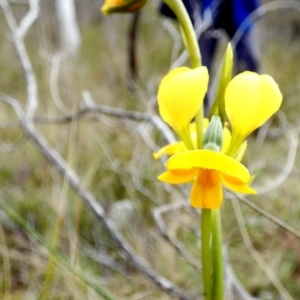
[190,173,223,209]
[166,150,250,183]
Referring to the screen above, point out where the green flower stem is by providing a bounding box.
[195,108,204,149]
[209,43,233,125]
[201,209,212,300]
[163,0,201,69]
[178,127,194,150]
[211,209,224,300]
[225,132,245,157]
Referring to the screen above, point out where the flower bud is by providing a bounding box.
[203,115,223,151]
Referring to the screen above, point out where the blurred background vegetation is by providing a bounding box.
[1,0,300,299]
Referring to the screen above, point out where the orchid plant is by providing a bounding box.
[154,24,282,300]
[101,0,283,298]
[155,56,282,300]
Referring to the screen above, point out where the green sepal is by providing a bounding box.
[209,43,233,124]
[203,115,223,151]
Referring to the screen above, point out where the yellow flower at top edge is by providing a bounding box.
[225,71,282,139]
[157,67,209,134]
[101,0,147,14]
[158,150,256,209]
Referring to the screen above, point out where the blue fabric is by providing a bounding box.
[160,0,260,34]
[202,0,260,34]
[159,0,261,77]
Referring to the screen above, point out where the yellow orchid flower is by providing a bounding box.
[101,0,147,14]
[157,66,209,135]
[225,71,282,155]
[158,150,256,209]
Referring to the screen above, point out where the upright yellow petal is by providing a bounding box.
[157,67,209,133]
[190,170,223,209]
[166,150,250,183]
[225,71,282,138]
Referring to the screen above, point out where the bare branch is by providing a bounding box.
[26,122,193,299]
[227,192,300,240]
[0,2,194,292]
[18,0,39,38]
[231,196,294,300]
[153,200,260,300]
[231,1,300,51]
[0,92,194,299]
[153,201,200,269]
[256,128,299,195]
[0,0,39,118]
[223,249,260,300]
[50,53,73,116]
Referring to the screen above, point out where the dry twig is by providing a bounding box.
[231,196,294,300]
[0,1,194,299]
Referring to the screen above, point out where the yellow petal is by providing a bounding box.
[157,168,198,184]
[157,67,209,133]
[153,142,187,159]
[166,150,250,183]
[190,170,223,209]
[225,71,282,137]
[221,173,256,194]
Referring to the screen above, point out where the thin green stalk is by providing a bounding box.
[211,209,224,300]
[195,107,204,149]
[225,132,245,157]
[163,0,201,69]
[0,198,116,300]
[178,127,194,150]
[201,209,212,300]
[40,215,63,300]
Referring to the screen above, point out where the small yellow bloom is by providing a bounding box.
[158,150,255,209]
[101,0,146,14]
[225,71,282,139]
[157,67,209,134]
